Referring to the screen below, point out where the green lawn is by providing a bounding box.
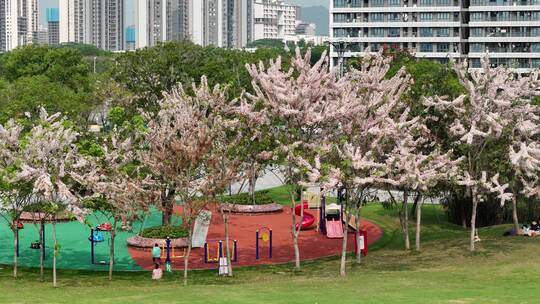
[1,189,539,303]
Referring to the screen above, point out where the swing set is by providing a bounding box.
[204,240,238,263]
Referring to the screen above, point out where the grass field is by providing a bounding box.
[1,189,539,303]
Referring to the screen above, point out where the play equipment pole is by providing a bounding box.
[204,242,208,263]
[255,230,259,260]
[165,237,171,264]
[41,221,46,260]
[219,241,223,259]
[233,240,237,262]
[90,228,94,264]
[269,229,273,259]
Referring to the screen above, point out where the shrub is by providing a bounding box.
[218,190,273,205]
[140,225,189,239]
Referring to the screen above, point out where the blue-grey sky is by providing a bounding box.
[38,0,327,27]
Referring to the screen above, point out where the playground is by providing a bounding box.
[129,204,382,270]
[0,193,382,272]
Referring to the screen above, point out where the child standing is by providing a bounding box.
[152,243,161,264]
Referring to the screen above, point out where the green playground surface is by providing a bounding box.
[0,208,181,271]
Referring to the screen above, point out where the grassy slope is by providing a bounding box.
[1,188,539,303]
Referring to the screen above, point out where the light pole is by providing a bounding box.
[328,37,351,78]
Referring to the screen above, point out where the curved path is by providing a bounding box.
[128,205,383,270]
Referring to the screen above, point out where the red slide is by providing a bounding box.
[294,202,315,230]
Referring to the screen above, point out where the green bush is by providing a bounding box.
[140,225,189,239]
[218,190,273,205]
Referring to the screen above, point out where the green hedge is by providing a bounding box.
[218,190,273,205]
[140,225,189,239]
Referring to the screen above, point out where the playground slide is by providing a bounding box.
[294,202,315,230]
[326,220,344,239]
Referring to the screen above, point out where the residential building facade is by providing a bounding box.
[136,0,189,48]
[59,0,124,51]
[252,0,297,41]
[47,7,60,45]
[0,0,38,52]
[330,0,540,71]
[190,0,253,48]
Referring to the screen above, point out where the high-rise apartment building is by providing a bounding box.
[59,0,86,44]
[330,0,540,71]
[0,0,38,52]
[47,7,60,45]
[87,0,124,51]
[252,0,297,41]
[136,0,189,48]
[468,0,540,71]
[59,0,124,51]
[190,0,253,48]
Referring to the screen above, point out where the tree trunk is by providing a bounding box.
[39,220,44,281]
[12,226,18,278]
[183,228,193,286]
[470,186,478,252]
[53,219,57,287]
[108,220,117,281]
[415,194,423,251]
[340,214,349,277]
[248,163,257,205]
[511,195,520,233]
[399,191,410,250]
[460,200,467,229]
[222,211,233,277]
[355,208,362,264]
[292,199,303,271]
[161,188,175,226]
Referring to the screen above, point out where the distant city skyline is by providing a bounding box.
[38,0,326,28]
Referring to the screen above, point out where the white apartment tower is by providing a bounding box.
[330,0,540,71]
[136,0,189,49]
[59,0,124,51]
[188,0,253,48]
[252,0,297,41]
[468,0,540,71]
[0,0,38,52]
[59,0,86,44]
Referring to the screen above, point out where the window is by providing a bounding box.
[470,43,484,52]
[470,28,483,37]
[420,13,432,21]
[438,43,449,52]
[371,13,384,21]
[470,12,484,21]
[437,13,451,21]
[436,28,450,37]
[420,28,433,37]
[419,43,433,52]
[388,28,400,37]
[370,28,385,37]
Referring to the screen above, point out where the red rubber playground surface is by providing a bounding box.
[128,205,383,271]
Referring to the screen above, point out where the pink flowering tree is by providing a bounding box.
[81,129,154,281]
[239,48,349,270]
[10,108,88,287]
[424,57,540,251]
[509,102,540,230]
[0,119,36,279]
[142,77,241,284]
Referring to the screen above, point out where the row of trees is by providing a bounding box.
[1,41,540,285]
